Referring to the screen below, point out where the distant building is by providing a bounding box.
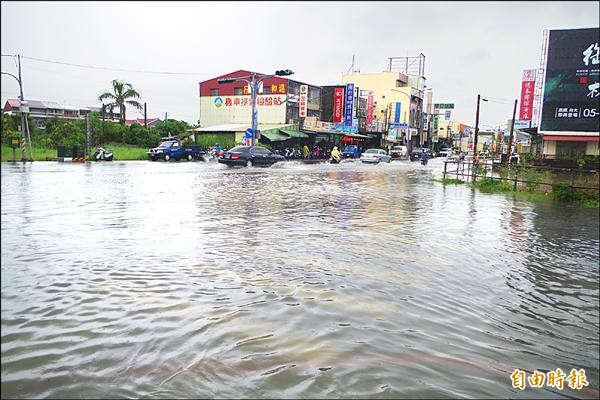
[3,98,120,129]
[197,70,321,145]
[124,118,161,128]
[342,71,425,148]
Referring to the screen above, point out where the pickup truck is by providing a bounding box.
[342,145,363,159]
[147,139,204,161]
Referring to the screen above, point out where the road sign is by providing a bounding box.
[434,103,454,109]
[445,110,451,120]
[245,128,254,139]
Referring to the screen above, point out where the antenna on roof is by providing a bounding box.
[346,55,354,75]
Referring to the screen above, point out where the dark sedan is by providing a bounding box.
[218,145,285,167]
[409,148,434,162]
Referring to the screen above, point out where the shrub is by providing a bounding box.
[553,182,575,202]
[473,177,512,192]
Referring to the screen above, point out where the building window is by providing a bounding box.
[210,88,219,96]
[234,87,243,95]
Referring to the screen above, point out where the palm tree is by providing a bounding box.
[98,79,143,125]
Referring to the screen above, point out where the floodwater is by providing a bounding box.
[1,158,598,399]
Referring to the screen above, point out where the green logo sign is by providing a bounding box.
[214,97,224,108]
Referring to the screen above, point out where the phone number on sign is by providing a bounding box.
[554,107,599,118]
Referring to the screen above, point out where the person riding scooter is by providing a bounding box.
[420,149,429,165]
[330,146,342,164]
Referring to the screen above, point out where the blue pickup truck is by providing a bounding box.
[342,145,363,159]
[147,138,204,161]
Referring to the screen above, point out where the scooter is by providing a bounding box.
[94,147,113,161]
[329,156,341,164]
[203,148,224,162]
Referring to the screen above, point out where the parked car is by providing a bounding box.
[342,145,363,158]
[218,145,285,167]
[147,138,204,161]
[360,148,392,164]
[409,148,434,161]
[390,145,408,159]
[436,146,453,158]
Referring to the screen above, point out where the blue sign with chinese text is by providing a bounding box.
[344,83,355,127]
[394,102,401,123]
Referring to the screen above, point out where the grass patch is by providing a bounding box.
[470,177,599,208]
[472,177,513,193]
[101,144,148,160]
[2,144,57,161]
[431,177,464,185]
[1,144,148,161]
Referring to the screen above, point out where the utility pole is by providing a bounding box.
[2,54,32,161]
[85,114,91,161]
[506,99,518,164]
[165,112,167,121]
[17,55,27,162]
[218,69,293,146]
[251,72,258,146]
[144,102,147,129]
[472,94,482,181]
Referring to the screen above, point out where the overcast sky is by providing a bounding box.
[2,1,598,128]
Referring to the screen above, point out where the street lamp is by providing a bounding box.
[218,69,294,146]
[389,88,412,147]
[473,94,488,159]
[1,67,29,162]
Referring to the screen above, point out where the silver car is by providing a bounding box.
[360,148,392,164]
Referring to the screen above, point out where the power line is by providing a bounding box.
[19,55,219,76]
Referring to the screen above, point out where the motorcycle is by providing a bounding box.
[329,156,341,164]
[94,147,113,161]
[421,157,428,166]
[203,148,224,162]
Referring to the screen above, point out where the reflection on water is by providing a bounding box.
[1,160,598,399]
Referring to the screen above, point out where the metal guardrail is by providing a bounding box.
[443,159,600,191]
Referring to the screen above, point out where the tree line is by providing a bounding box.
[1,79,193,149]
[1,111,192,149]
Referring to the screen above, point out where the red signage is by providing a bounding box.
[333,87,344,123]
[519,69,536,121]
[366,92,374,125]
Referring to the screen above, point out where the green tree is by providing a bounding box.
[43,117,85,147]
[98,79,143,125]
[152,119,191,139]
[1,111,18,141]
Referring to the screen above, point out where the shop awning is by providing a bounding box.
[280,128,309,139]
[342,133,372,139]
[261,129,289,142]
[542,135,599,142]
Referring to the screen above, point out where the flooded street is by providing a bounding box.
[1,159,599,399]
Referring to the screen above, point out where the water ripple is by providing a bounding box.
[1,160,598,399]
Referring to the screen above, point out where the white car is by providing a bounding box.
[360,148,392,164]
[437,147,453,157]
[390,145,408,159]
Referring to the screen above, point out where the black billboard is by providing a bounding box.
[539,28,600,134]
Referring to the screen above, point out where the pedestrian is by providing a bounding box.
[303,144,309,159]
[315,146,321,159]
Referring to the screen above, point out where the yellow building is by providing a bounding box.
[342,71,425,146]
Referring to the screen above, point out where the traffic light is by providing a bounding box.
[275,69,294,76]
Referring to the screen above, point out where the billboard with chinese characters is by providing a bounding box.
[299,85,308,118]
[333,87,344,123]
[344,83,354,127]
[539,28,600,135]
[519,69,536,121]
[366,92,374,126]
[199,94,287,126]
